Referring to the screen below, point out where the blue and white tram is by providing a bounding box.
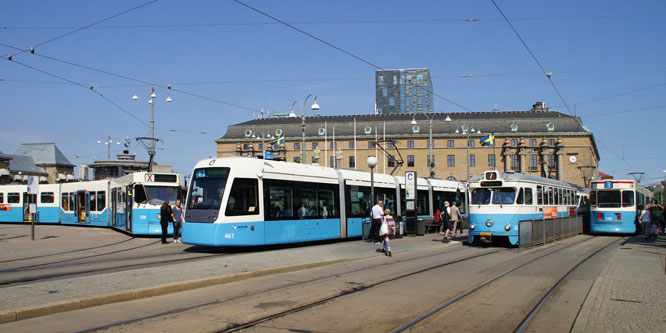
[181,157,463,246]
[0,171,183,236]
[589,180,652,234]
[468,170,580,245]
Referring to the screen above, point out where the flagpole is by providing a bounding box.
[383,121,386,174]
[354,117,357,170]
[333,126,336,168]
[325,121,328,167]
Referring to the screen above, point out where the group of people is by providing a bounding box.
[160,199,184,244]
[369,200,395,257]
[436,201,463,243]
[638,201,664,239]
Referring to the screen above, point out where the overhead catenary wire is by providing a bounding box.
[9,0,159,58]
[490,0,574,116]
[3,12,666,30]
[233,0,472,112]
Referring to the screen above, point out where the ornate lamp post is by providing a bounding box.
[289,95,320,164]
[132,87,172,172]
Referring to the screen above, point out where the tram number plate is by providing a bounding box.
[224,233,235,239]
[480,233,492,237]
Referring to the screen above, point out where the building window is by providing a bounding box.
[330,156,336,168]
[488,154,495,167]
[417,74,424,83]
[407,155,415,167]
[548,139,556,146]
[419,96,425,105]
[377,107,382,113]
[258,143,264,151]
[427,140,434,148]
[294,142,300,150]
[549,155,556,168]
[349,141,355,149]
[406,97,412,106]
[448,140,454,147]
[243,143,249,150]
[387,141,395,148]
[470,154,476,167]
[331,142,337,149]
[377,76,384,85]
[427,155,435,167]
[407,140,414,148]
[412,87,417,95]
[447,155,455,167]
[468,139,474,147]
[389,97,395,106]
[349,156,355,168]
[388,155,395,167]
[421,87,427,95]
[530,139,537,147]
[511,155,519,171]
[294,157,301,163]
[530,154,538,171]
[511,139,518,146]
[312,157,319,164]
[312,142,318,149]
[368,141,376,148]
[382,87,388,96]
[393,75,397,85]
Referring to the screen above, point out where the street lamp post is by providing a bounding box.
[252,131,275,159]
[97,136,120,160]
[367,156,377,204]
[290,95,320,164]
[132,86,172,172]
[455,125,476,181]
[410,112,451,178]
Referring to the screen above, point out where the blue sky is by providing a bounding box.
[1,0,664,184]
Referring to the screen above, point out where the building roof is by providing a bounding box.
[13,143,74,167]
[7,154,47,175]
[0,150,12,161]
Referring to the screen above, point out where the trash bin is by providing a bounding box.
[416,218,425,236]
[362,219,372,242]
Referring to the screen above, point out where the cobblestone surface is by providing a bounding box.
[573,235,666,332]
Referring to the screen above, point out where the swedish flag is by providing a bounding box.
[271,133,285,146]
[480,132,495,146]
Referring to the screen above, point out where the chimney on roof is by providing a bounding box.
[532,102,547,112]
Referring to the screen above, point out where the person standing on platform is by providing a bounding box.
[639,204,652,238]
[451,202,464,237]
[370,200,384,244]
[160,201,173,244]
[440,201,452,243]
[381,208,395,257]
[172,200,184,243]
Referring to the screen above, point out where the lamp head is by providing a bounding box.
[445,115,452,122]
[150,91,157,98]
[410,117,417,125]
[132,94,138,100]
[367,156,377,168]
[166,96,172,103]
[311,97,320,111]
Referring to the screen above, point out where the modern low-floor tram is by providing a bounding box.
[0,171,183,236]
[468,170,582,245]
[182,157,465,246]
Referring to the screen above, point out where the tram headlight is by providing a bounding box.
[505,224,511,231]
[470,224,476,230]
[485,219,494,227]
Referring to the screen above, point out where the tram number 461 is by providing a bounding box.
[224,233,235,239]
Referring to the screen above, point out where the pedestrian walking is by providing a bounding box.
[639,204,652,238]
[440,201,452,243]
[450,202,464,237]
[380,208,395,257]
[370,200,384,244]
[160,201,173,244]
[172,199,184,243]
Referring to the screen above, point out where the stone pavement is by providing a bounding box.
[0,224,465,323]
[573,235,666,332]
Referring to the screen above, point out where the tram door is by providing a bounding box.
[75,190,89,223]
[111,188,117,227]
[22,193,36,222]
[125,185,133,232]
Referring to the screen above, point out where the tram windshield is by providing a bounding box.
[471,189,491,205]
[492,188,516,205]
[134,185,180,205]
[596,190,621,208]
[188,168,229,211]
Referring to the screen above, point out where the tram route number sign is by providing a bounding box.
[604,181,613,189]
[405,171,416,200]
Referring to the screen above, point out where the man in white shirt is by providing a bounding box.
[370,200,384,244]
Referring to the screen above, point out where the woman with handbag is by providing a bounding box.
[380,209,395,257]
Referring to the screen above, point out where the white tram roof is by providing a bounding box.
[470,170,578,188]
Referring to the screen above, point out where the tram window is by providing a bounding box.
[267,186,294,219]
[590,191,596,206]
[516,188,524,204]
[375,187,395,216]
[317,189,336,218]
[346,185,371,217]
[492,188,516,205]
[0,193,3,203]
[471,189,491,205]
[597,190,621,208]
[264,179,340,221]
[536,186,543,205]
[524,188,533,205]
[622,191,634,207]
[8,192,19,203]
[417,190,429,215]
[226,178,259,216]
[97,191,106,211]
[70,193,76,211]
[188,168,230,211]
[89,192,97,212]
[61,193,69,210]
[548,187,554,205]
[40,192,54,204]
[134,185,148,204]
